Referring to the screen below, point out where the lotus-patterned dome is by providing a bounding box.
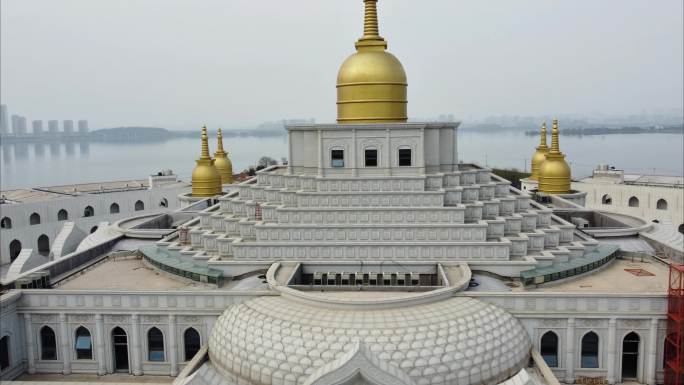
[208,295,531,385]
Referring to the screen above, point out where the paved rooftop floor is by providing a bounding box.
[7,373,172,384]
[531,256,670,293]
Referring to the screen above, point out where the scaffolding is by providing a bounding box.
[665,263,684,385]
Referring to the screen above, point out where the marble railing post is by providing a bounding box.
[94,314,106,375]
[606,318,617,384]
[564,318,575,383]
[59,313,71,374]
[168,315,178,376]
[23,314,35,374]
[646,318,658,385]
[130,313,142,376]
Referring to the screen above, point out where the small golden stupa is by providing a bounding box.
[336,0,407,124]
[529,122,549,180]
[539,119,571,194]
[191,126,222,197]
[213,128,233,184]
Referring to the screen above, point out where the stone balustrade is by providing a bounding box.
[295,191,445,208]
[254,223,489,243]
[275,207,466,225]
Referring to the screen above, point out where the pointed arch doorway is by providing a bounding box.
[111,327,129,372]
[621,332,640,380]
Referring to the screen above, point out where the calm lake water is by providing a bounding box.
[1,131,682,190]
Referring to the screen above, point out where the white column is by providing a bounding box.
[287,130,293,174]
[351,128,357,177]
[564,318,575,383]
[94,314,106,375]
[168,315,178,376]
[130,313,142,376]
[645,318,658,385]
[453,125,458,171]
[606,318,617,384]
[23,314,35,374]
[59,313,71,375]
[317,129,323,177]
[385,128,391,176]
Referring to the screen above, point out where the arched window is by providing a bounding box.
[0,217,11,229]
[159,198,168,208]
[74,326,92,360]
[29,212,41,225]
[90,226,98,234]
[134,200,145,211]
[147,327,165,362]
[37,234,50,256]
[9,240,22,262]
[622,332,640,379]
[601,194,612,205]
[0,335,9,370]
[83,206,94,217]
[656,199,668,210]
[540,331,559,367]
[57,209,68,221]
[679,223,684,235]
[628,196,639,208]
[581,331,599,368]
[183,328,201,361]
[40,326,57,360]
[111,327,129,371]
[110,203,120,214]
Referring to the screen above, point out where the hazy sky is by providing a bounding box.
[1,0,682,129]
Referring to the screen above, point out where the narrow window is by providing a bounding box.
[83,206,94,217]
[581,331,599,368]
[0,217,11,229]
[134,200,144,211]
[656,199,668,210]
[37,234,50,256]
[0,336,9,370]
[331,149,344,168]
[601,194,612,205]
[57,209,69,221]
[183,328,201,361]
[147,327,165,362]
[9,240,22,261]
[628,196,639,208]
[398,148,412,166]
[110,203,120,214]
[40,326,57,360]
[159,198,168,208]
[29,212,41,225]
[540,331,558,367]
[364,149,378,167]
[74,326,92,360]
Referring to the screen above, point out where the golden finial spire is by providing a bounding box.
[200,125,211,160]
[549,119,560,153]
[216,128,225,153]
[356,0,387,50]
[539,122,548,150]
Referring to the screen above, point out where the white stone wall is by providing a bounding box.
[572,180,683,229]
[0,289,668,384]
[0,185,190,264]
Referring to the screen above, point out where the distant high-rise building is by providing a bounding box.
[63,120,74,134]
[77,120,88,133]
[0,104,8,134]
[11,115,27,135]
[32,120,44,135]
[48,120,59,134]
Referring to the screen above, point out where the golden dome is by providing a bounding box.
[213,128,234,184]
[529,122,549,180]
[191,126,222,197]
[539,119,572,194]
[336,0,407,124]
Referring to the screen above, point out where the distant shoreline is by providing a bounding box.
[523,125,683,136]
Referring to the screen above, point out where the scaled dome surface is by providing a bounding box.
[208,295,531,385]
